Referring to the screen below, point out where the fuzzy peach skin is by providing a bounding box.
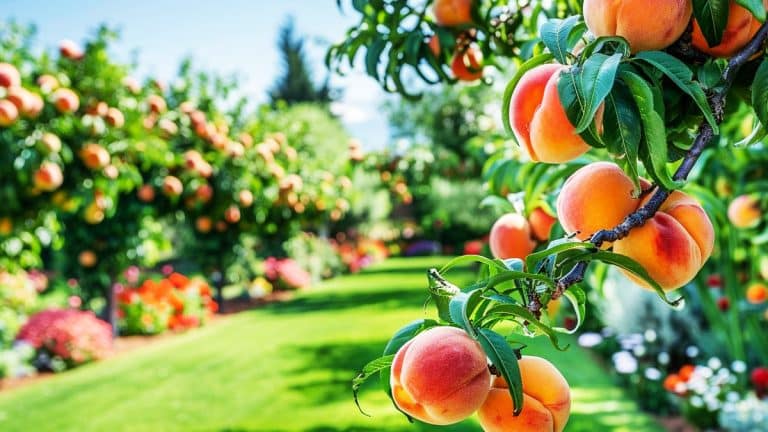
[583,0,692,53]
[728,195,761,228]
[692,1,763,58]
[489,213,537,260]
[510,64,592,163]
[478,356,571,432]
[613,190,715,291]
[390,326,491,425]
[433,0,473,27]
[529,207,557,242]
[556,162,648,242]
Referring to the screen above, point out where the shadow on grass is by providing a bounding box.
[259,288,429,315]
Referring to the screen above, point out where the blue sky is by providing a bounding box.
[4,0,390,149]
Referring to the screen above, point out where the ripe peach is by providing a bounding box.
[51,88,79,113]
[224,206,241,224]
[104,165,119,179]
[83,202,105,224]
[728,195,761,228]
[37,74,59,93]
[147,94,166,114]
[59,39,84,60]
[122,76,141,94]
[158,118,178,136]
[613,190,714,291]
[428,35,441,57]
[87,101,108,117]
[34,162,64,192]
[78,250,98,267]
[0,217,12,235]
[238,190,254,208]
[390,326,490,425]
[583,0,692,53]
[137,184,155,202]
[489,213,537,260]
[529,207,557,242]
[509,64,594,163]
[6,87,33,114]
[105,107,125,128]
[478,356,571,432]
[433,0,473,27]
[24,92,44,118]
[556,162,645,241]
[162,176,183,197]
[39,133,62,154]
[747,282,767,305]
[451,46,483,81]
[195,184,214,203]
[0,99,19,126]
[196,216,212,233]
[0,63,20,88]
[692,1,758,58]
[80,143,110,170]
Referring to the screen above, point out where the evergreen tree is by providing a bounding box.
[269,17,332,105]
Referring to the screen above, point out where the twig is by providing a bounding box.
[541,21,768,309]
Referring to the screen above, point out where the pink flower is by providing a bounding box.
[161,264,174,276]
[124,266,140,284]
[68,296,82,309]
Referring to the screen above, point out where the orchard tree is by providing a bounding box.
[332,0,768,430]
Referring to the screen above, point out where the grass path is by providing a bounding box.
[0,257,664,432]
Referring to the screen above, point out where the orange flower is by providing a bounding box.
[168,272,189,289]
[678,365,695,382]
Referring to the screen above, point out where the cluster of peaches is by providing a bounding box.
[389,326,570,431]
[428,0,484,82]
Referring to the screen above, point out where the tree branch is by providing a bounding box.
[538,21,768,312]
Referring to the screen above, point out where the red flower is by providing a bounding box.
[17,309,112,365]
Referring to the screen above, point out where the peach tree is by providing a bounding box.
[332,0,768,429]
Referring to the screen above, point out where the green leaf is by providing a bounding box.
[365,38,387,81]
[591,250,683,307]
[353,355,395,416]
[736,0,766,21]
[752,59,768,128]
[603,82,642,194]
[525,240,595,273]
[556,286,587,334]
[634,51,718,133]
[620,70,681,190]
[557,68,605,148]
[540,16,582,65]
[574,53,623,133]
[476,328,524,416]
[449,290,483,336]
[484,304,569,350]
[502,53,555,135]
[439,255,508,274]
[692,0,730,46]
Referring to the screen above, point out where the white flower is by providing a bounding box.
[686,346,700,358]
[577,333,604,348]
[645,367,662,381]
[708,357,722,370]
[731,360,747,374]
[612,351,638,374]
[699,366,714,379]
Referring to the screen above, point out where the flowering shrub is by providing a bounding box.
[0,341,35,379]
[16,309,112,371]
[333,237,389,273]
[263,258,311,290]
[117,271,217,335]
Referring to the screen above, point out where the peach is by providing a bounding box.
[59,39,84,60]
[105,107,124,128]
[428,35,441,57]
[162,176,183,197]
[196,216,212,233]
[451,46,483,81]
[39,133,62,154]
[510,64,592,163]
[6,87,34,114]
[24,92,44,118]
[583,0,692,53]
[83,202,105,224]
[122,76,141,94]
[556,162,645,241]
[0,99,19,126]
[613,190,714,291]
[104,165,119,179]
[195,184,214,203]
[0,217,12,235]
[489,213,537,260]
[137,184,155,203]
[529,207,557,242]
[147,94,166,114]
[34,162,64,192]
[159,118,178,136]
[478,356,571,432]
[390,326,490,425]
[37,74,59,93]
[728,195,761,228]
[747,282,767,305]
[80,143,110,170]
[78,250,97,267]
[692,1,760,58]
[51,88,79,113]
[239,190,254,208]
[0,63,20,88]
[433,0,473,27]
[224,206,241,224]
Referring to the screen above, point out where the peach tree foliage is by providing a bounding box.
[332,0,768,424]
[0,23,357,302]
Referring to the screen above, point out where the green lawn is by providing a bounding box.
[0,257,664,432]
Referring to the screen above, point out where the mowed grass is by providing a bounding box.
[0,257,664,432]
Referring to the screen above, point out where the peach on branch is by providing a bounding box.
[451,46,483,81]
[728,194,761,228]
[433,0,473,27]
[59,39,84,60]
[510,64,595,163]
[39,133,62,154]
[0,99,19,126]
[478,356,571,432]
[51,88,79,113]
[137,184,155,203]
[80,143,110,170]
[105,107,125,128]
[238,190,254,208]
[37,74,59,93]
[489,213,537,260]
[583,0,692,53]
[195,184,214,203]
[692,1,762,58]
[78,250,98,267]
[0,218,12,235]
[34,162,64,192]
[162,176,183,197]
[0,63,20,88]
[529,207,557,242]
[747,282,767,305]
[196,216,213,233]
[147,94,167,114]
[390,326,490,425]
